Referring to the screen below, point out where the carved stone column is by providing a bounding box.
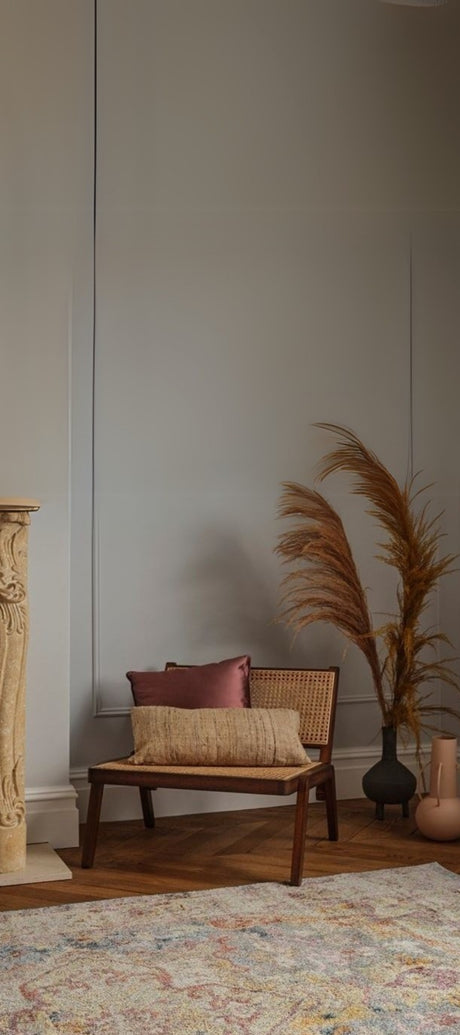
[0,499,39,873]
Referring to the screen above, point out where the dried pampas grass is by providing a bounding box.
[276,424,459,762]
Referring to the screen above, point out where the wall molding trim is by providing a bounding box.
[25,783,80,849]
[92,693,379,720]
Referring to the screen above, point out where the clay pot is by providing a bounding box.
[415,735,460,842]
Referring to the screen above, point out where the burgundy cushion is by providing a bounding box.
[126,655,251,709]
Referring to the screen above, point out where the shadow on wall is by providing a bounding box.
[70,524,342,769]
[176,526,336,669]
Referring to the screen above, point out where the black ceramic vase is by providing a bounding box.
[362,725,417,820]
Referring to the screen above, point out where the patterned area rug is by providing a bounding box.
[1,862,459,1034]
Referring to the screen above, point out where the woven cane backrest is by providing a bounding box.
[249,667,338,749]
[165,662,339,754]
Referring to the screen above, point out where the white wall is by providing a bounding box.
[0,0,93,845]
[412,217,460,734]
[70,0,460,822]
[2,2,459,838]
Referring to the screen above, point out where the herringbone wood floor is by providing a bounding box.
[1,798,459,912]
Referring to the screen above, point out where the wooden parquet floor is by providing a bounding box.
[1,798,459,912]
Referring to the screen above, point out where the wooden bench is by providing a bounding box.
[81,665,339,885]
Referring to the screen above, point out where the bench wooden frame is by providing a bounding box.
[82,665,339,885]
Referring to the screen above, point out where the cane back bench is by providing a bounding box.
[81,664,339,885]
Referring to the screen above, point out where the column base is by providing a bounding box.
[0,821,26,874]
[0,843,72,886]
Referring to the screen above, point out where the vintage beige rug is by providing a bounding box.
[1,862,459,1034]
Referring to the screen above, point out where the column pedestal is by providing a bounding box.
[0,498,41,874]
[0,498,73,887]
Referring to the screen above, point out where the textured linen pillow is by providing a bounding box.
[129,706,310,767]
[126,655,250,709]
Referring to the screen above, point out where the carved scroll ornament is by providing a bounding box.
[0,500,39,873]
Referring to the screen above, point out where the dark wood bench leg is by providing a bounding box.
[81,782,104,868]
[290,778,310,886]
[139,787,155,828]
[324,768,338,841]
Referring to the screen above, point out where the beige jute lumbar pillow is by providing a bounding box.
[130,706,310,766]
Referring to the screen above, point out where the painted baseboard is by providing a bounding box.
[70,743,422,825]
[25,784,80,849]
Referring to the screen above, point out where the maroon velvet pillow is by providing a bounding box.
[126,655,251,709]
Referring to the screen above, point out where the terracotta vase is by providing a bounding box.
[362,725,417,820]
[415,735,460,842]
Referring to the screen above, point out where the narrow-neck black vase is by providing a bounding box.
[362,725,417,820]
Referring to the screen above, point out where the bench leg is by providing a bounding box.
[81,783,104,868]
[139,787,155,828]
[290,779,310,886]
[324,769,338,841]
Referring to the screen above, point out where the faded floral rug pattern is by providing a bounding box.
[1,862,459,1034]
